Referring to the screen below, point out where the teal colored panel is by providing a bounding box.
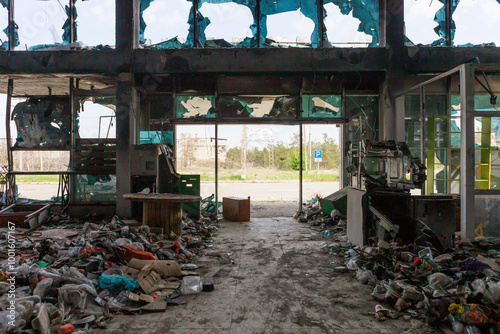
[139,131,173,145]
[178,175,201,219]
[302,95,341,118]
[176,96,215,118]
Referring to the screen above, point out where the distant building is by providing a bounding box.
[177,134,228,167]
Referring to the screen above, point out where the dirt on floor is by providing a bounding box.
[103,202,420,334]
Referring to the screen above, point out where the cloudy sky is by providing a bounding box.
[0,0,499,144]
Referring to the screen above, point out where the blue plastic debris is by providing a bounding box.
[98,275,138,291]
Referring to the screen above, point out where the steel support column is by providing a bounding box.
[459,64,475,240]
[116,73,137,217]
[378,0,405,141]
[299,123,303,213]
[116,0,140,50]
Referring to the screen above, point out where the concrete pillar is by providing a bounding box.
[379,0,405,141]
[116,0,140,50]
[460,64,476,240]
[116,73,137,217]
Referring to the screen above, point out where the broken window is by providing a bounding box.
[218,95,298,118]
[324,1,379,47]
[77,0,115,47]
[264,7,316,47]
[452,0,500,46]
[11,97,72,150]
[78,100,116,139]
[344,94,379,143]
[302,95,341,118]
[197,1,254,46]
[15,0,68,50]
[141,0,191,47]
[176,95,216,118]
[404,0,447,46]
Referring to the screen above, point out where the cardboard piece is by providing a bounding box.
[127,259,182,277]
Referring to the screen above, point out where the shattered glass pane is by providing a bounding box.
[404,0,446,45]
[324,1,379,47]
[302,95,341,118]
[78,101,115,139]
[344,95,379,142]
[176,96,216,118]
[77,0,115,47]
[264,9,316,47]
[12,97,72,150]
[142,0,191,46]
[475,94,500,114]
[198,1,253,46]
[219,95,297,118]
[15,0,67,50]
[453,0,500,47]
[74,174,116,202]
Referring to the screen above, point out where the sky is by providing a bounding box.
[0,0,499,145]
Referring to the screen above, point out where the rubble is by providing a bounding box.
[0,212,221,333]
[296,198,500,333]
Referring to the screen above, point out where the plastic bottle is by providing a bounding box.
[449,315,465,334]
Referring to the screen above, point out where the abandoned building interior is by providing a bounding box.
[0,0,500,333]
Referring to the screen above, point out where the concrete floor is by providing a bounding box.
[100,203,412,334]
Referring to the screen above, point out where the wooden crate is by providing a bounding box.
[223,196,250,222]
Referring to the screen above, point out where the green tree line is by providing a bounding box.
[224,133,340,171]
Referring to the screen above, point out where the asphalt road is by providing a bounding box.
[17,181,340,202]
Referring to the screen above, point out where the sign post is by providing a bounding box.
[314,150,322,178]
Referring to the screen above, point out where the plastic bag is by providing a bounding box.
[33,278,53,297]
[346,257,359,271]
[356,269,375,284]
[181,276,202,295]
[484,282,500,303]
[58,284,97,314]
[115,238,132,246]
[428,273,453,290]
[61,267,95,287]
[108,291,130,312]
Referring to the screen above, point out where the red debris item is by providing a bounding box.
[103,261,117,270]
[184,237,190,242]
[58,323,75,334]
[90,246,108,255]
[118,245,156,261]
[38,275,48,281]
[151,293,159,298]
[413,257,422,266]
[172,241,181,254]
[78,248,91,258]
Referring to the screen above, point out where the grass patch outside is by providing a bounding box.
[16,175,60,183]
[178,168,339,182]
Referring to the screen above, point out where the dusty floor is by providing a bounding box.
[100,203,414,334]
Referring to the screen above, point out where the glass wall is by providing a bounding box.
[142,0,191,46]
[453,0,500,47]
[404,0,444,45]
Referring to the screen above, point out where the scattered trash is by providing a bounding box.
[0,212,220,332]
[295,196,500,332]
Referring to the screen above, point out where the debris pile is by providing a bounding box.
[0,213,220,333]
[296,199,500,333]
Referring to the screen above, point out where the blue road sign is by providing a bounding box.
[314,150,322,159]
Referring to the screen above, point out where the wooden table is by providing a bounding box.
[123,193,201,235]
